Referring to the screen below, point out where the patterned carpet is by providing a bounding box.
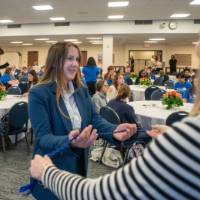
[0,138,114,200]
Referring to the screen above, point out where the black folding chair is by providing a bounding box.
[164,80,174,89]
[7,86,21,95]
[166,111,188,126]
[99,106,121,163]
[0,101,29,152]
[151,89,166,100]
[144,86,159,100]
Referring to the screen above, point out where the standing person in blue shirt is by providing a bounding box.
[28,42,136,200]
[174,72,192,102]
[82,57,100,96]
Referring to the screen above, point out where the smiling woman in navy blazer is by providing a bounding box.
[28,42,136,200]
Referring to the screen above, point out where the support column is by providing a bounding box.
[103,35,113,74]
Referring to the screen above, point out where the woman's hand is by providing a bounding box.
[30,155,53,181]
[113,123,137,141]
[147,124,168,138]
[69,125,97,148]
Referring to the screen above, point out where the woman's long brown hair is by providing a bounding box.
[39,42,82,118]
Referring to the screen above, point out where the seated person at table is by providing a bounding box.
[107,83,150,143]
[107,73,124,101]
[0,67,19,89]
[104,65,115,86]
[92,79,108,113]
[135,69,149,85]
[174,72,192,102]
[184,68,192,82]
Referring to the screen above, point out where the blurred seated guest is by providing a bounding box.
[135,69,149,85]
[189,72,198,103]
[11,64,21,79]
[37,65,45,78]
[174,72,192,102]
[107,83,150,143]
[28,69,39,89]
[92,80,108,113]
[117,66,125,75]
[82,57,100,96]
[184,68,192,82]
[104,65,115,86]
[0,67,19,89]
[107,83,137,123]
[107,73,124,101]
[19,66,28,81]
[146,66,156,81]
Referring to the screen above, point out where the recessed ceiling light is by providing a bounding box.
[0,19,14,24]
[108,1,129,7]
[192,41,198,44]
[190,0,200,5]
[10,41,23,44]
[149,38,166,41]
[170,13,191,18]
[108,15,124,19]
[86,37,102,40]
[49,17,65,21]
[89,40,102,43]
[92,43,103,45]
[45,40,58,43]
[64,39,78,42]
[32,5,53,11]
[22,43,33,46]
[144,41,158,43]
[34,38,49,41]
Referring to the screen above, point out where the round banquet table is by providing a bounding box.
[128,100,193,129]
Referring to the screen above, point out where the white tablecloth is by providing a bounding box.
[128,100,193,129]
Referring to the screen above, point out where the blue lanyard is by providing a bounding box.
[19,143,68,196]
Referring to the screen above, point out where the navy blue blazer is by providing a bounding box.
[29,82,117,200]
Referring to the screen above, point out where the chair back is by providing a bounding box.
[166,111,188,126]
[151,89,166,100]
[164,80,174,89]
[7,86,21,95]
[144,86,159,100]
[100,106,120,124]
[8,101,28,130]
[18,82,29,94]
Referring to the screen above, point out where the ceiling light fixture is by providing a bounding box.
[149,38,166,41]
[190,0,200,5]
[22,43,33,46]
[144,41,158,43]
[170,13,191,18]
[64,39,78,42]
[34,38,49,41]
[45,40,58,43]
[32,5,53,11]
[108,15,124,19]
[0,19,14,24]
[50,17,65,21]
[10,41,23,44]
[108,1,129,7]
[73,41,82,44]
[192,42,198,45]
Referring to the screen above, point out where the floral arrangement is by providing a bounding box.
[139,78,152,86]
[162,90,183,109]
[129,72,137,79]
[0,85,7,100]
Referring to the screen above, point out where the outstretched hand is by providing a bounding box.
[30,155,52,181]
[147,124,168,138]
[69,125,97,148]
[113,123,137,141]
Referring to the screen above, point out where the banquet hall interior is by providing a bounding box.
[0,0,200,199]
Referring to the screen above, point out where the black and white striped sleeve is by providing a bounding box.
[42,116,200,200]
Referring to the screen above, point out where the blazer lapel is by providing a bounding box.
[49,82,73,132]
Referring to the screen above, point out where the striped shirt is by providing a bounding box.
[42,115,200,200]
